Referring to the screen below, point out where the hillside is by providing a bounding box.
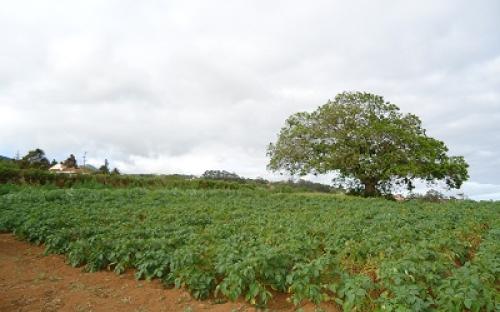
[0,155,13,161]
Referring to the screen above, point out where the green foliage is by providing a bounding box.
[408,189,448,202]
[0,188,498,310]
[20,148,50,169]
[0,167,338,194]
[0,166,21,184]
[99,159,110,174]
[0,184,21,195]
[268,92,469,196]
[63,154,78,168]
[202,170,241,181]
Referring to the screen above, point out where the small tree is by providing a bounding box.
[50,159,58,166]
[99,159,110,174]
[63,154,78,168]
[20,148,50,169]
[111,167,120,175]
[267,91,469,197]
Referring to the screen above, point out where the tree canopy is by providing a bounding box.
[20,148,50,169]
[202,170,241,181]
[99,159,110,174]
[267,92,469,196]
[63,154,78,169]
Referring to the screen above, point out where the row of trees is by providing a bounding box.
[13,149,120,175]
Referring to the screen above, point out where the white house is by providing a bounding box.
[49,164,80,174]
[48,163,65,172]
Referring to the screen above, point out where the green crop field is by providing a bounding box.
[0,187,498,311]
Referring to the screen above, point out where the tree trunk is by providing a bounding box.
[362,179,379,197]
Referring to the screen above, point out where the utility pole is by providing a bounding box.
[83,151,87,168]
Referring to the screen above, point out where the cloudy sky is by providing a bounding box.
[1,0,499,199]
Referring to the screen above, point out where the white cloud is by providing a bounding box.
[462,182,500,201]
[0,0,499,199]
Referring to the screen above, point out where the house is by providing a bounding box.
[49,164,82,174]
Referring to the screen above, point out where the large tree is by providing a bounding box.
[63,154,78,168]
[20,148,50,169]
[267,92,469,196]
[99,159,110,174]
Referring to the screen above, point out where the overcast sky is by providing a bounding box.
[1,0,499,199]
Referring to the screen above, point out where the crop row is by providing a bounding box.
[0,188,498,311]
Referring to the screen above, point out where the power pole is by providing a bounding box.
[83,151,87,168]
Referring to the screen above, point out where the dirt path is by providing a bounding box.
[0,234,338,312]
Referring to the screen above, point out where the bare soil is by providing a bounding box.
[0,234,338,312]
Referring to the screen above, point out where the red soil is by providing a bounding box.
[0,234,338,312]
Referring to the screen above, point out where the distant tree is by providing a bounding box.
[268,91,469,197]
[111,167,120,175]
[202,170,241,180]
[20,148,50,169]
[291,178,337,193]
[99,159,110,174]
[408,189,448,202]
[63,154,78,168]
[254,177,269,184]
[50,159,58,166]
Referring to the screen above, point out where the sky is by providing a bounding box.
[1,0,499,200]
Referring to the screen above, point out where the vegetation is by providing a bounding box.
[1,187,498,311]
[0,157,341,193]
[1,149,120,176]
[19,148,50,170]
[268,92,469,197]
[202,170,241,181]
[0,155,13,161]
[62,154,78,168]
[99,159,110,174]
[0,93,492,311]
[0,167,336,195]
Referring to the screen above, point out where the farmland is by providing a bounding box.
[0,187,498,311]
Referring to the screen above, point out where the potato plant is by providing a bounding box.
[0,188,498,311]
